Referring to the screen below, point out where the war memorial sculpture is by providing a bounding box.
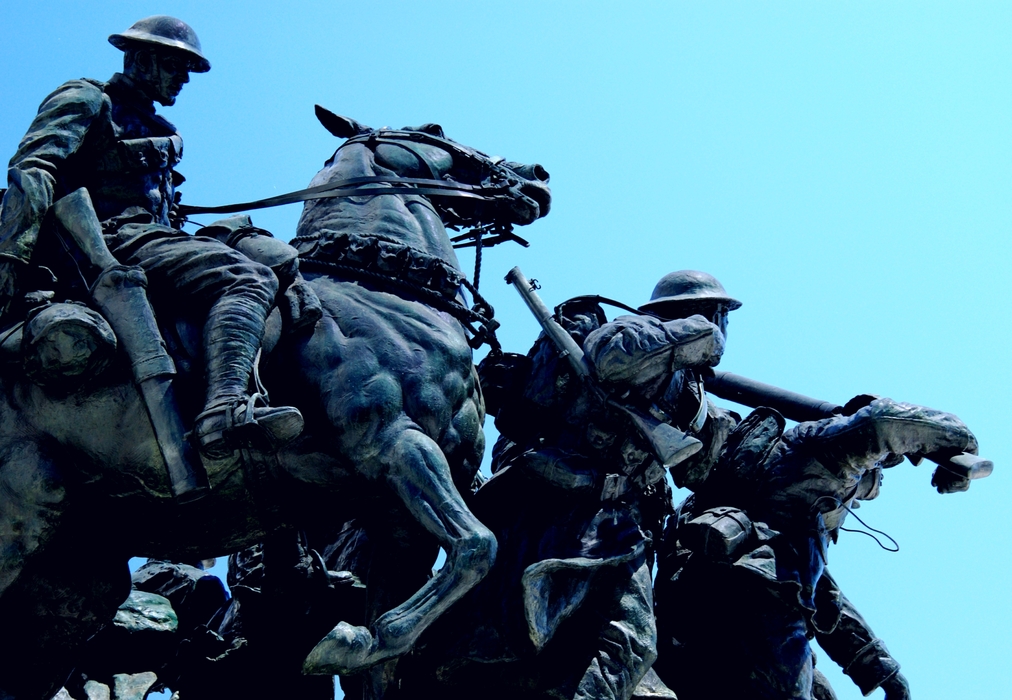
[0,16,992,700]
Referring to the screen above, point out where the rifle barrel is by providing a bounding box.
[704,369,842,423]
[505,266,590,380]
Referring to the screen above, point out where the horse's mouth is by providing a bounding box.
[520,181,552,219]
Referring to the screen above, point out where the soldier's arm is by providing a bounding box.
[815,571,910,699]
[780,398,976,482]
[671,402,739,489]
[0,80,106,265]
[584,314,724,391]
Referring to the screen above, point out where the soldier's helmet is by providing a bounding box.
[109,16,211,73]
[638,270,742,318]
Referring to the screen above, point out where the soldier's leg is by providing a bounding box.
[106,225,302,455]
[654,556,814,700]
[571,556,658,700]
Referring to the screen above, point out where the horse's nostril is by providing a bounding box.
[504,162,550,183]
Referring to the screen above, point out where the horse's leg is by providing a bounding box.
[361,518,439,700]
[304,419,497,677]
[0,441,65,602]
[0,443,131,699]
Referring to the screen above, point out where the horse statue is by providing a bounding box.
[0,108,551,699]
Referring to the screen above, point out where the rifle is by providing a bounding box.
[53,188,207,501]
[505,266,703,470]
[701,368,992,492]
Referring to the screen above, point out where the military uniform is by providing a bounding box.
[653,400,971,699]
[402,302,727,700]
[0,70,279,408]
[0,17,307,457]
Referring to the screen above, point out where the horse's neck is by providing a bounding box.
[297,144,462,269]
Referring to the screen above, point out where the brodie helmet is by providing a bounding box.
[638,270,742,318]
[109,16,211,73]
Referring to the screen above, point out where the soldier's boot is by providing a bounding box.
[195,297,303,459]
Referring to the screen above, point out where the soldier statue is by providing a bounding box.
[394,270,735,700]
[647,272,974,700]
[0,16,302,460]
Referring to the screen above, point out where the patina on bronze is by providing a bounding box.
[0,18,551,699]
[0,15,993,700]
[0,14,304,470]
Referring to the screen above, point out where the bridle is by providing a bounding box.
[176,128,523,220]
[175,128,541,351]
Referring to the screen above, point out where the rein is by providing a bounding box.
[176,175,509,217]
[176,128,531,351]
[177,127,518,217]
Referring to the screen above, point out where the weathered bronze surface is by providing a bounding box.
[0,16,552,700]
[0,17,990,700]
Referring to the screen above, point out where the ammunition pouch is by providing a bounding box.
[93,135,182,176]
[680,506,754,563]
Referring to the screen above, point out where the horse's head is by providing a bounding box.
[315,106,551,230]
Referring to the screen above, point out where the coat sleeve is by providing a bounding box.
[814,570,902,695]
[778,398,976,483]
[584,314,724,392]
[0,80,106,264]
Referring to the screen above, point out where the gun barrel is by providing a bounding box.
[505,266,589,380]
[703,369,842,423]
[504,266,701,469]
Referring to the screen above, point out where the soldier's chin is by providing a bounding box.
[155,90,179,107]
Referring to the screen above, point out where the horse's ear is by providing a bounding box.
[404,123,445,138]
[414,123,446,138]
[315,105,371,139]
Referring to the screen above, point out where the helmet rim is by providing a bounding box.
[638,270,742,315]
[109,16,210,73]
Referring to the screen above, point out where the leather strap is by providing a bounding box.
[177,175,509,216]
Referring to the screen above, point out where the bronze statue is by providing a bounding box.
[388,269,733,700]
[388,270,985,700]
[0,18,552,698]
[649,273,980,700]
[0,16,303,466]
[0,15,990,700]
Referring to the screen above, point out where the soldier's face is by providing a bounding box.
[712,306,729,339]
[135,50,191,106]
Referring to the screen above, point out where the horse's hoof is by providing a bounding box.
[303,622,392,676]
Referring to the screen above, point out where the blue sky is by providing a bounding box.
[2,3,1010,698]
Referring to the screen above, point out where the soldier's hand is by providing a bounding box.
[930,464,972,494]
[881,671,911,700]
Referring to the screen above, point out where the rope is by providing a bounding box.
[473,225,483,291]
[812,495,899,552]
